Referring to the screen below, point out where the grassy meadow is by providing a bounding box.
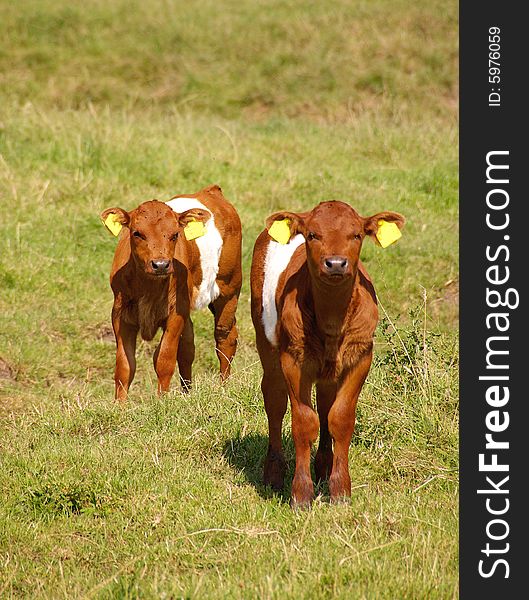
[0,0,458,598]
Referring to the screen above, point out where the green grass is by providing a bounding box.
[0,0,458,597]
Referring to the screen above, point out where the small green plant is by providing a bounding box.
[24,482,109,519]
[376,299,456,397]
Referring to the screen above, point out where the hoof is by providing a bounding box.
[180,379,192,393]
[264,449,286,491]
[329,472,351,502]
[290,496,312,511]
[329,494,351,505]
[291,474,314,509]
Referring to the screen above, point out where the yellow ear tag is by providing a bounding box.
[184,220,206,241]
[102,213,123,237]
[268,219,291,244]
[376,220,402,248]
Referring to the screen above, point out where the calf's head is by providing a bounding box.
[101,200,211,277]
[266,201,405,285]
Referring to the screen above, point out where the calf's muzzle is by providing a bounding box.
[151,258,172,275]
[323,255,349,276]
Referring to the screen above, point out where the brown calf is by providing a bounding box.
[101,184,242,401]
[250,200,404,507]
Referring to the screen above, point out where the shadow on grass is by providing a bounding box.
[222,432,293,504]
[223,432,331,503]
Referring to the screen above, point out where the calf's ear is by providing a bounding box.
[177,208,212,227]
[178,208,212,241]
[265,211,305,244]
[363,211,405,248]
[100,207,130,236]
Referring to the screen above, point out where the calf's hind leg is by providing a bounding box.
[209,294,239,380]
[257,339,288,491]
[177,318,195,391]
[315,381,337,482]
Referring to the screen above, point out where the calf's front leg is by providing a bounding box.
[153,313,185,393]
[327,351,372,502]
[112,309,138,402]
[280,352,319,508]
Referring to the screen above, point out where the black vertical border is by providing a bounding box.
[460,2,525,596]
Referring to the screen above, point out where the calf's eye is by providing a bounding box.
[133,231,145,239]
[170,232,179,241]
[307,232,317,241]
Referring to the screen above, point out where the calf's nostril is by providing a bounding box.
[323,256,348,273]
[151,259,170,272]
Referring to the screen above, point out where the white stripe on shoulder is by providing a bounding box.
[165,197,223,310]
[262,234,305,346]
